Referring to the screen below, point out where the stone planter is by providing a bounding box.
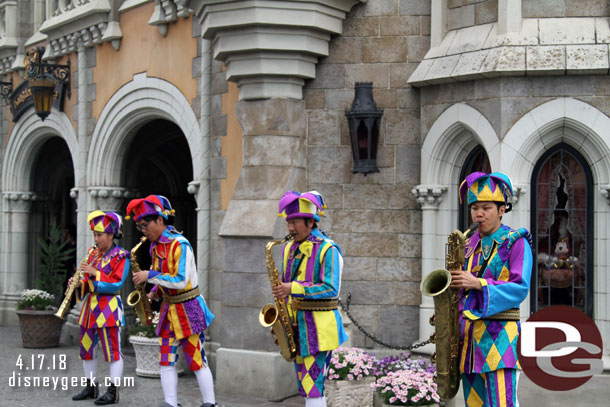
[16,310,64,348]
[129,335,185,377]
[325,376,374,407]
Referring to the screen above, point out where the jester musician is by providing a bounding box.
[128,195,216,407]
[273,191,348,407]
[449,172,533,407]
[71,211,130,405]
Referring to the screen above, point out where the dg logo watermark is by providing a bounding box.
[517,305,603,391]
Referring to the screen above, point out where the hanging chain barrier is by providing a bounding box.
[338,292,431,351]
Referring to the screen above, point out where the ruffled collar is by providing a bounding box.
[466,224,510,260]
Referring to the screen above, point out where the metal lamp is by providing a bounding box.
[24,47,71,121]
[345,82,383,175]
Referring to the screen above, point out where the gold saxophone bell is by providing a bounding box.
[127,290,141,307]
[259,303,278,327]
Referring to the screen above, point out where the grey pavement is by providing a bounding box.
[1,325,610,406]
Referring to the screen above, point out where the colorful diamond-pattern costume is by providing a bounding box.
[281,227,348,398]
[76,244,130,361]
[146,226,215,370]
[458,226,532,406]
[457,172,533,407]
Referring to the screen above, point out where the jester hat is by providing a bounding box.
[459,171,513,206]
[278,190,326,222]
[125,194,174,222]
[88,210,123,237]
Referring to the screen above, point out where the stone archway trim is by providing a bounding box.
[87,72,202,186]
[2,111,79,192]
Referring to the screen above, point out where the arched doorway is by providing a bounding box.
[29,136,76,290]
[458,145,491,230]
[530,143,593,316]
[122,118,197,311]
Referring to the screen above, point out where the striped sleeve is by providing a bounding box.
[291,243,342,299]
[148,240,191,289]
[93,256,130,294]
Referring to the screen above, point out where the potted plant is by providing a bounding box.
[325,346,377,407]
[371,355,440,406]
[15,218,74,348]
[128,312,185,377]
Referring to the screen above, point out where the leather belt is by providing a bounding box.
[162,287,200,304]
[292,298,339,311]
[483,308,520,321]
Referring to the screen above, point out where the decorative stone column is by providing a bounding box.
[216,98,307,400]
[0,192,36,325]
[196,0,366,100]
[411,185,447,354]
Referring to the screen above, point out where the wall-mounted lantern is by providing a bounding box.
[24,47,71,121]
[345,82,383,175]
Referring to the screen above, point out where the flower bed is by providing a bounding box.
[323,347,439,407]
[371,354,439,406]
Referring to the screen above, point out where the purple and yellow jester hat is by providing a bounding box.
[278,190,326,222]
[87,210,123,237]
[459,171,513,206]
[125,194,175,222]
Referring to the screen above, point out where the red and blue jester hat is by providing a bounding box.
[125,194,175,222]
[278,190,327,222]
[87,210,123,238]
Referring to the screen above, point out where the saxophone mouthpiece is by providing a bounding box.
[465,222,480,238]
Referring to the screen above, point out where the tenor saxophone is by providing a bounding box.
[420,222,479,401]
[55,245,96,319]
[127,237,153,326]
[258,234,298,362]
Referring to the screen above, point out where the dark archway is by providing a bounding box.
[29,136,76,288]
[122,119,197,311]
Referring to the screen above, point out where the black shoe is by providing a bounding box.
[201,403,216,407]
[72,379,98,400]
[94,383,119,405]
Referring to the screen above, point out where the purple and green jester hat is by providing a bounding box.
[125,194,175,222]
[87,210,123,238]
[459,171,514,206]
[278,190,326,222]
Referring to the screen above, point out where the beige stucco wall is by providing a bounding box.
[93,2,198,120]
[221,80,242,210]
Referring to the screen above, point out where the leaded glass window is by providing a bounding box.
[531,143,593,316]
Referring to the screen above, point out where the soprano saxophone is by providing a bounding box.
[258,234,298,362]
[420,222,479,401]
[127,237,153,326]
[55,245,96,319]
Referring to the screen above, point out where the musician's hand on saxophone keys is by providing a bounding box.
[132,270,148,285]
[78,262,97,277]
[272,282,291,298]
[449,269,482,291]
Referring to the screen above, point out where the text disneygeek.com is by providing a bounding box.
[9,372,136,391]
[9,354,134,391]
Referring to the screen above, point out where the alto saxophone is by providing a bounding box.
[55,245,96,319]
[258,234,298,362]
[420,222,479,401]
[127,237,153,326]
